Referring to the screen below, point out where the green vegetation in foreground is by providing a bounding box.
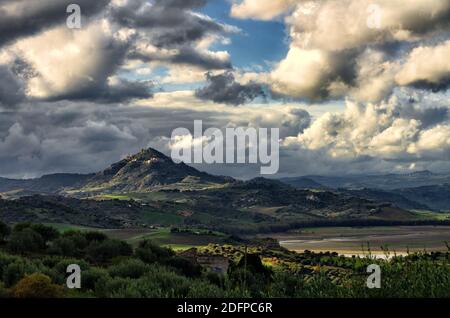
[0,221,450,298]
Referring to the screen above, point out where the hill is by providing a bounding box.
[0,173,92,195]
[0,148,445,233]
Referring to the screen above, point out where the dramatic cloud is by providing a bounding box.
[232,0,450,102]
[114,0,235,70]
[0,0,110,47]
[0,97,312,178]
[396,40,450,92]
[0,0,238,105]
[10,21,152,102]
[0,65,25,107]
[0,0,449,179]
[283,95,450,166]
[195,72,265,105]
[112,0,225,47]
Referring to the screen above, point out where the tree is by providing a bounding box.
[29,224,59,242]
[84,231,108,243]
[11,273,64,298]
[0,221,10,243]
[86,239,133,263]
[135,240,174,263]
[12,223,59,243]
[7,229,45,254]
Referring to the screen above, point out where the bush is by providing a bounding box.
[48,237,78,257]
[0,221,10,242]
[7,229,45,254]
[28,224,59,242]
[186,280,226,298]
[163,256,202,278]
[53,258,89,276]
[82,268,110,291]
[11,273,64,298]
[2,258,43,287]
[0,281,7,297]
[61,231,89,251]
[135,240,174,264]
[84,232,108,243]
[86,239,133,263]
[104,265,192,298]
[108,259,149,279]
[12,222,33,233]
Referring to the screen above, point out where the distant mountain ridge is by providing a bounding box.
[281,172,450,212]
[0,173,93,195]
[82,148,233,192]
[0,148,233,196]
[1,149,450,213]
[1,148,448,231]
[282,171,450,190]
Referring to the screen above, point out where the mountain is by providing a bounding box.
[0,173,92,196]
[0,148,233,196]
[280,177,325,189]
[396,184,450,212]
[281,172,450,212]
[290,171,450,190]
[0,148,447,232]
[78,148,233,193]
[341,188,431,211]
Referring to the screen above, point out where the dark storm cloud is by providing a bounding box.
[0,102,185,177]
[46,78,154,104]
[195,72,265,105]
[0,99,315,179]
[0,65,26,108]
[0,0,110,47]
[111,0,223,47]
[128,47,232,70]
[397,102,450,128]
[114,0,232,70]
[408,77,450,94]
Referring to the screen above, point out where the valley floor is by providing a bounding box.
[268,226,450,255]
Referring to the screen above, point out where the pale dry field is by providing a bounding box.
[270,226,450,255]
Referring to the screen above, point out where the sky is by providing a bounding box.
[0,0,449,179]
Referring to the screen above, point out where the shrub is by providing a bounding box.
[12,222,33,233]
[0,221,10,242]
[163,256,202,278]
[11,273,64,298]
[53,258,89,276]
[28,224,59,242]
[2,258,43,287]
[186,280,225,298]
[61,231,89,251]
[108,259,149,279]
[48,237,78,257]
[82,268,110,291]
[0,281,7,297]
[105,265,191,298]
[84,232,108,243]
[135,240,174,264]
[86,239,133,263]
[7,229,45,254]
